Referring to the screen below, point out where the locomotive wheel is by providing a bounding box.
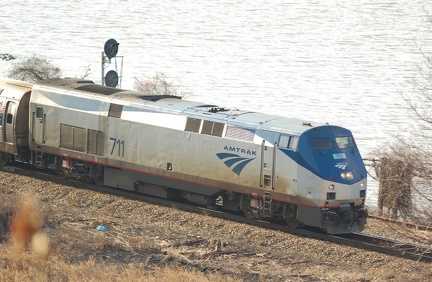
[284,218,302,229]
[0,152,10,166]
[282,205,302,229]
[54,158,65,177]
[240,195,255,219]
[91,165,104,187]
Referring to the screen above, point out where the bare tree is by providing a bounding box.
[372,140,429,221]
[8,55,62,82]
[371,13,432,224]
[77,64,92,80]
[133,72,183,97]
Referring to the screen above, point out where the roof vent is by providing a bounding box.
[208,107,228,113]
[302,122,313,127]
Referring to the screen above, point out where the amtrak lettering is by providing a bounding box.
[223,146,256,156]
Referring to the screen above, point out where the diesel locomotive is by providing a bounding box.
[0,77,367,234]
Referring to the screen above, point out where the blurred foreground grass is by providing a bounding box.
[0,194,235,282]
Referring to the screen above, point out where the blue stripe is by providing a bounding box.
[232,158,255,175]
[224,157,248,168]
[216,153,239,160]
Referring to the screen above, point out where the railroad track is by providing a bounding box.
[3,163,432,263]
[335,233,432,262]
[368,214,432,232]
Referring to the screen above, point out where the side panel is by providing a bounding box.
[103,114,264,196]
[29,88,108,155]
[274,149,298,197]
[32,106,45,144]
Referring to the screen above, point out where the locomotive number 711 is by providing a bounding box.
[110,137,125,157]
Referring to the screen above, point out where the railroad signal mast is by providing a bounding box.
[101,38,123,88]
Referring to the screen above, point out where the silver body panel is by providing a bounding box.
[27,79,322,199]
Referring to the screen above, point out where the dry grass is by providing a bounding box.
[1,171,431,282]
[0,253,234,282]
[0,194,236,282]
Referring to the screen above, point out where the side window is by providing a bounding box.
[6,101,16,124]
[6,113,13,124]
[279,135,290,147]
[36,106,44,119]
[278,135,299,150]
[289,136,299,150]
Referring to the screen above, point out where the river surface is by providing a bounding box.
[1,0,432,207]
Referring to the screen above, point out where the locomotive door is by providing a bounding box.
[260,140,276,191]
[4,101,16,144]
[33,105,45,144]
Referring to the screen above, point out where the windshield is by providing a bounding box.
[311,136,356,150]
[335,136,356,149]
[311,138,334,150]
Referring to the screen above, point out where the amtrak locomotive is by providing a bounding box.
[0,78,367,234]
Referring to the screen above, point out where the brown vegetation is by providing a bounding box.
[0,170,431,281]
[7,55,61,82]
[374,156,414,219]
[1,189,233,282]
[133,72,182,97]
[372,139,432,222]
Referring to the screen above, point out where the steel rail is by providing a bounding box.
[368,214,432,232]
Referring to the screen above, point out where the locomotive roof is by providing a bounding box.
[35,78,325,135]
[0,78,33,100]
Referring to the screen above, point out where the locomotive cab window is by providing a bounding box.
[335,136,355,149]
[279,135,299,150]
[36,106,43,119]
[311,138,334,150]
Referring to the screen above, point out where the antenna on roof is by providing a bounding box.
[101,38,123,88]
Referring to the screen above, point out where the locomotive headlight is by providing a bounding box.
[328,184,335,190]
[341,171,354,180]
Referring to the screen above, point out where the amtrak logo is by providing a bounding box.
[335,162,348,170]
[216,153,255,175]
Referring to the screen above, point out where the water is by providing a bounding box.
[1,0,432,207]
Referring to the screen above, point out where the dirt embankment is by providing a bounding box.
[0,170,431,282]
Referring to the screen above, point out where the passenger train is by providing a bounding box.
[0,77,367,234]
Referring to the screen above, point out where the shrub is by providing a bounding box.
[8,55,61,82]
